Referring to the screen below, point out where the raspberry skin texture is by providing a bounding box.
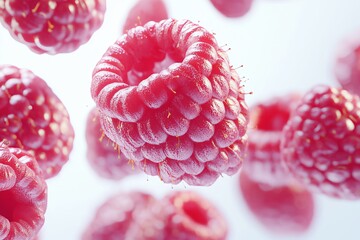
[82,191,156,240]
[334,34,360,96]
[86,107,137,180]
[244,93,300,186]
[91,18,249,186]
[0,145,48,240]
[281,85,360,199]
[0,65,75,179]
[128,191,228,240]
[209,0,253,18]
[0,0,106,54]
[239,172,314,235]
[122,0,168,33]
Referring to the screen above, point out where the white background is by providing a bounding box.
[1,0,360,239]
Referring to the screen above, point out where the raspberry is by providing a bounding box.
[86,107,138,180]
[0,65,74,179]
[243,93,300,186]
[91,18,248,186]
[209,0,253,18]
[281,85,360,199]
[0,0,106,54]
[334,34,360,96]
[128,191,228,240]
[122,0,168,33]
[82,191,156,240]
[239,172,314,234]
[0,144,47,240]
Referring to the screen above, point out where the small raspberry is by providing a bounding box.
[0,0,106,54]
[0,65,74,179]
[334,34,360,96]
[91,18,248,186]
[281,85,360,199]
[122,0,168,33]
[82,191,156,240]
[0,144,47,240]
[127,191,228,240]
[209,0,253,18]
[244,93,300,186]
[239,172,314,235]
[86,107,138,180]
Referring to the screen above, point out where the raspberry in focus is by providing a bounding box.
[281,85,360,199]
[86,107,138,180]
[91,18,248,186]
[209,0,253,18]
[0,65,75,179]
[0,144,47,240]
[0,0,106,54]
[239,171,314,234]
[243,93,300,186]
[122,0,168,33]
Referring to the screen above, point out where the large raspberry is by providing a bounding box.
[239,172,314,234]
[0,144,47,240]
[86,107,138,180]
[243,93,300,186]
[0,65,74,179]
[334,34,360,96]
[0,0,106,54]
[209,0,253,18]
[128,191,228,240]
[281,85,360,199]
[91,18,248,186]
[82,191,156,240]
[122,0,168,33]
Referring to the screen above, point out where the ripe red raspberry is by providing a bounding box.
[0,0,106,54]
[281,85,360,199]
[334,34,360,96]
[244,93,300,186]
[128,191,228,240]
[82,191,156,240]
[91,18,248,186]
[239,172,314,235]
[209,0,253,18]
[0,65,74,179]
[86,107,138,180]
[122,0,168,33]
[0,144,47,240]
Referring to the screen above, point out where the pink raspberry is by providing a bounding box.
[128,191,228,240]
[0,0,106,54]
[0,144,47,240]
[0,65,74,179]
[281,85,360,199]
[85,107,138,180]
[243,93,300,186]
[209,0,253,18]
[122,0,168,33]
[334,34,360,96]
[239,171,315,234]
[91,18,248,186]
[82,191,156,240]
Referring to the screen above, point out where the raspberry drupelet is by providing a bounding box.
[0,0,106,54]
[281,85,360,199]
[91,18,248,186]
[0,144,47,240]
[0,65,74,179]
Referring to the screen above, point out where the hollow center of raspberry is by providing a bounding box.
[0,190,17,220]
[182,200,209,226]
[254,106,290,131]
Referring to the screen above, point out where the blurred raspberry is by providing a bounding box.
[86,107,138,180]
[239,171,315,234]
[281,85,360,199]
[0,0,106,54]
[92,18,248,186]
[0,65,74,179]
[210,0,253,18]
